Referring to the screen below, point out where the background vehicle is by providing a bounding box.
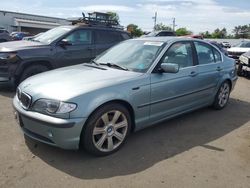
[238,51,250,77]
[221,41,231,48]
[0,29,11,42]
[144,30,176,37]
[11,32,32,40]
[0,18,131,87]
[227,41,250,61]
[208,40,228,56]
[23,32,44,41]
[13,37,237,156]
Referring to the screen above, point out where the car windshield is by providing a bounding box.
[33,26,73,44]
[95,40,165,73]
[234,41,250,48]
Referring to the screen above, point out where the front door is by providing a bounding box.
[150,41,200,122]
[55,29,94,68]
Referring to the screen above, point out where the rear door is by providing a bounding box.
[194,41,222,103]
[94,30,123,56]
[55,29,94,68]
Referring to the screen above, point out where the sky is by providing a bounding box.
[1,0,250,34]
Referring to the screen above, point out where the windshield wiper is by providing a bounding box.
[99,62,129,71]
[86,59,100,66]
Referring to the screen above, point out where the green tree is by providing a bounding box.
[200,31,212,38]
[107,12,120,23]
[154,23,172,31]
[127,24,143,37]
[175,27,192,36]
[233,24,250,38]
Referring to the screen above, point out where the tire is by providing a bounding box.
[81,103,131,156]
[237,64,243,76]
[19,65,49,83]
[213,81,231,110]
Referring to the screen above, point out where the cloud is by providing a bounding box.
[79,5,135,12]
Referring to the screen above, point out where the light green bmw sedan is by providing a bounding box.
[13,37,237,156]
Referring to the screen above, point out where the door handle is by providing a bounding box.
[189,71,198,77]
[216,67,223,71]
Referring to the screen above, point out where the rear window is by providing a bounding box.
[96,30,122,44]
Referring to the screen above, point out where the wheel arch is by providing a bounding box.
[83,99,136,133]
[15,60,53,82]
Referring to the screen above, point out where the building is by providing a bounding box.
[0,10,70,34]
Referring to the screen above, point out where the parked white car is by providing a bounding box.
[227,41,250,61]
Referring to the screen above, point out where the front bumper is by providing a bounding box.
[13,96,87,150]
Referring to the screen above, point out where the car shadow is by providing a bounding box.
[25,98,250,179]
[0,86,15,98]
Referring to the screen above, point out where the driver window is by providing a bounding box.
[64,30,92,45]
[161,42,194,68]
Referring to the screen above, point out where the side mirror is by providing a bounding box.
[59,39,72,47]
[160,63,179,73]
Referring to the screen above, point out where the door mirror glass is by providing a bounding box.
[59,39,72,47]
[160,63,179,73]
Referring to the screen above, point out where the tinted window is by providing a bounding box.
[157,32,175,36]
[194,42,214,65]
[213,49,222,62]
[65,30,92,45]
[121,33,130,40]
[96,31,122,44]
[160,42,194,68]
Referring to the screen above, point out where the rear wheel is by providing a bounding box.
[19,65,49,84]
[81,103,131,156]
[213,81,231,110]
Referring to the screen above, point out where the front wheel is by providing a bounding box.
[81,103,131,156]
[237,64,243,76]
[213,81,231,110]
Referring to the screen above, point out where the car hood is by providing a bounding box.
[227,47,250,53]
[19,64,143,101]
[0,40,48,52]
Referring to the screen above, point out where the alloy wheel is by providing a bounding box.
[92,110,128,152]
[218,82,230,107]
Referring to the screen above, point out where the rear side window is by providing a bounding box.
[213,49,222,62]
[96,30,122,44]
[194,42,215,65]
[121,33,130,40]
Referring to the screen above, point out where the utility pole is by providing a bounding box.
[172,17,177,31]
[152,12,157,30]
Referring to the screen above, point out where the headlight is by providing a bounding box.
[32,99,77,114]
[0,52,17,60]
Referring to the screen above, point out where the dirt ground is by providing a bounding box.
[0,77,249,188]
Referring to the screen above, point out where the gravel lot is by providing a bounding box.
[0,77,249,188]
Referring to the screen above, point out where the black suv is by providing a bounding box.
[0,25,130,87]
